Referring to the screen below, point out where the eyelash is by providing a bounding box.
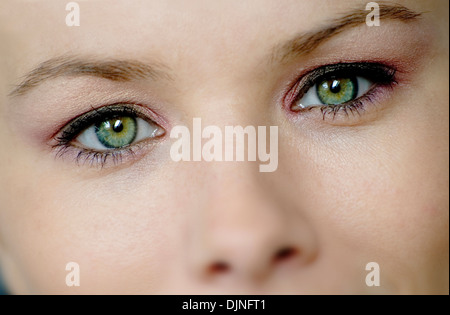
[52,63,397,167]
[53,104,160,167]
[285,62,397,120]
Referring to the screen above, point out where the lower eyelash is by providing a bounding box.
[319,88,380,120]
[297,79,397,122]
[53,143,140,168]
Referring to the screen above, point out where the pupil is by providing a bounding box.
[113,120,124,133]
[330,80,341,93]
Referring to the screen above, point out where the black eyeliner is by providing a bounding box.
[293,62,396,103]
[55,104,141,145]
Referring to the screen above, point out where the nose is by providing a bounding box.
[188,164,318,284]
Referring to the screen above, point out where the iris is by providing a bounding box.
[95,116,137,148]
[316,77,358,105]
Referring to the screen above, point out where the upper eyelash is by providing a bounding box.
[286,62,397,117]
[54,104,144,146]
[52,104,161,167]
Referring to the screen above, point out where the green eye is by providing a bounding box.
[95,116,137,149]
[316,77,358,105]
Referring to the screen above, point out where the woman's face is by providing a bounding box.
[0,0,448,294]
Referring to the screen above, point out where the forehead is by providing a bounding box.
[0,0,435,86]
[0,1,310,60]
[0,1,291,90]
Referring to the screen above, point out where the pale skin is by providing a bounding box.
[0,0,448,294]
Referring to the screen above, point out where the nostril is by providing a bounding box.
[208,261,231,275]
[273,247,298,264]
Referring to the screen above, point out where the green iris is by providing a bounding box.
[316,77,358,105]
[95,116,137,149]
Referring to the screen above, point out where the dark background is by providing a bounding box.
[0,274,7,295]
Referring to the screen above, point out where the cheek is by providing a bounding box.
[279,94,448,290]
[0,143,186,293]
[328,140,448,293]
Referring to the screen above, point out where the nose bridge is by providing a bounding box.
[205,163,284,245]
[179,93,317,284]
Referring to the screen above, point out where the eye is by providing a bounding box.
[297,76,372,108]
[289,63,396,117]
[77,115,163,150]
[54,104,165,166]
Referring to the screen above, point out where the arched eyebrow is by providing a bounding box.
[9,3,422,98]
[9,56,174,97]
[271,2,422,64]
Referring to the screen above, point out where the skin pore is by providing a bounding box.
[0,0,448,294]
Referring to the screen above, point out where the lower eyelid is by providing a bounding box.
[288,83,396,126]
[53,136,164,168]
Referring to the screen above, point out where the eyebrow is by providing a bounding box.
[10,56,173,97]
[272,2,422,63]
[10,3,421,97]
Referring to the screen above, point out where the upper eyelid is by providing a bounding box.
[302,63,395,87]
